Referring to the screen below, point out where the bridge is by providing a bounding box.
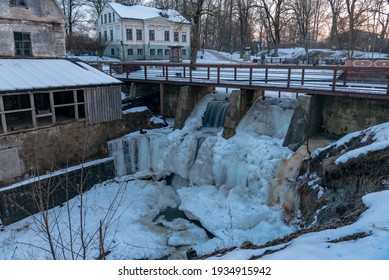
[109,62,389,100]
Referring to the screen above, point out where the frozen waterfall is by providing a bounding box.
[108,93,300,254]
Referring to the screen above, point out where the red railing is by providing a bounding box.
[109,62,389,99]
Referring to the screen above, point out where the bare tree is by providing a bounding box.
[59,0,89,36]
[3,129,127,260]
[344,0,371,57]
[256,0,287,57]
[186,0,206,66]
[371,0,389,53]
[236,0,256,49]
[327,0,344,48]
[289,0,317,61]
[86,0,108,17]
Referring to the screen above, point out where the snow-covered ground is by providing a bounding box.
[1,49,389,260]
[2,96,389,260]
[0,93,299,260]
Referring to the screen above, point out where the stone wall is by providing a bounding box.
[0,0,66,58]
[322,97,389,136]
[0,158,114,225]
[0,109,153,186]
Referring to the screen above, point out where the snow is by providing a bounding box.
[311,122,389,162]
[0,157,113,192]
[109,3,189,24]
[213,190,389,260]
[335,140,389,164]
[0,91,299,259]
[1,50,389,261]
[123,106,149,114]
[0,59,121,93]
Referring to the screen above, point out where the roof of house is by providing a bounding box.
[0,59,122,93]
[108,3,190,24]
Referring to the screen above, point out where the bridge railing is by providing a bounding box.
[108,62,389,95]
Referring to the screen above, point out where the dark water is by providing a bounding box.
[154,207,215,239]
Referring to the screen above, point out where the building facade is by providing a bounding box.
[97,3,191,61]
[0,0,66,58]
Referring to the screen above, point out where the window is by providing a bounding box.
[108,13,112,23]
[126,29,133,40]
[149,30,155,41]
[128,49,133,55]
[100,15,103,25]
[137,49,143,56]
[182,32,187,43]
[104,30,107,41]
[104,14,107,24]
[110,30,113,41]
[165,49,170,56]
[14,32,32,57]
[113,13,115,22]
[182,49,186,56]
[10,0,27,7]
[164,31,170,41]
[150,49,156,56]
[111,48,115,56]
[158,49,163,56]
[174,32,179,42]
[136,29,142,40]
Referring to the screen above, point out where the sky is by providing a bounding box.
[0,50,388,260]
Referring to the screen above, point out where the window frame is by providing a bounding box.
[149,30,155,41]
[136,29,142,41]
[126,29,133,40]
[164,31,170,42]
[14,32,32,57]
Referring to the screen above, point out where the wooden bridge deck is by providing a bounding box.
[109,62,389,100]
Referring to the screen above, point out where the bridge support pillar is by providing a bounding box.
[174,86,214,130]
[283,95,323,151]
[223,90,249,139]
[160,84,165,115]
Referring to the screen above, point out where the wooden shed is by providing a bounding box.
[0,59,123,135]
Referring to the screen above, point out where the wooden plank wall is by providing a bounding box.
[84,85,122,124]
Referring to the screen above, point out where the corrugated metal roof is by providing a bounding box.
[0,59,122,93]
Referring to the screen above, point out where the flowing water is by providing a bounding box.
[202,100,229,128]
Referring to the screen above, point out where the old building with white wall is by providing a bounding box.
[97,3,191,61]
